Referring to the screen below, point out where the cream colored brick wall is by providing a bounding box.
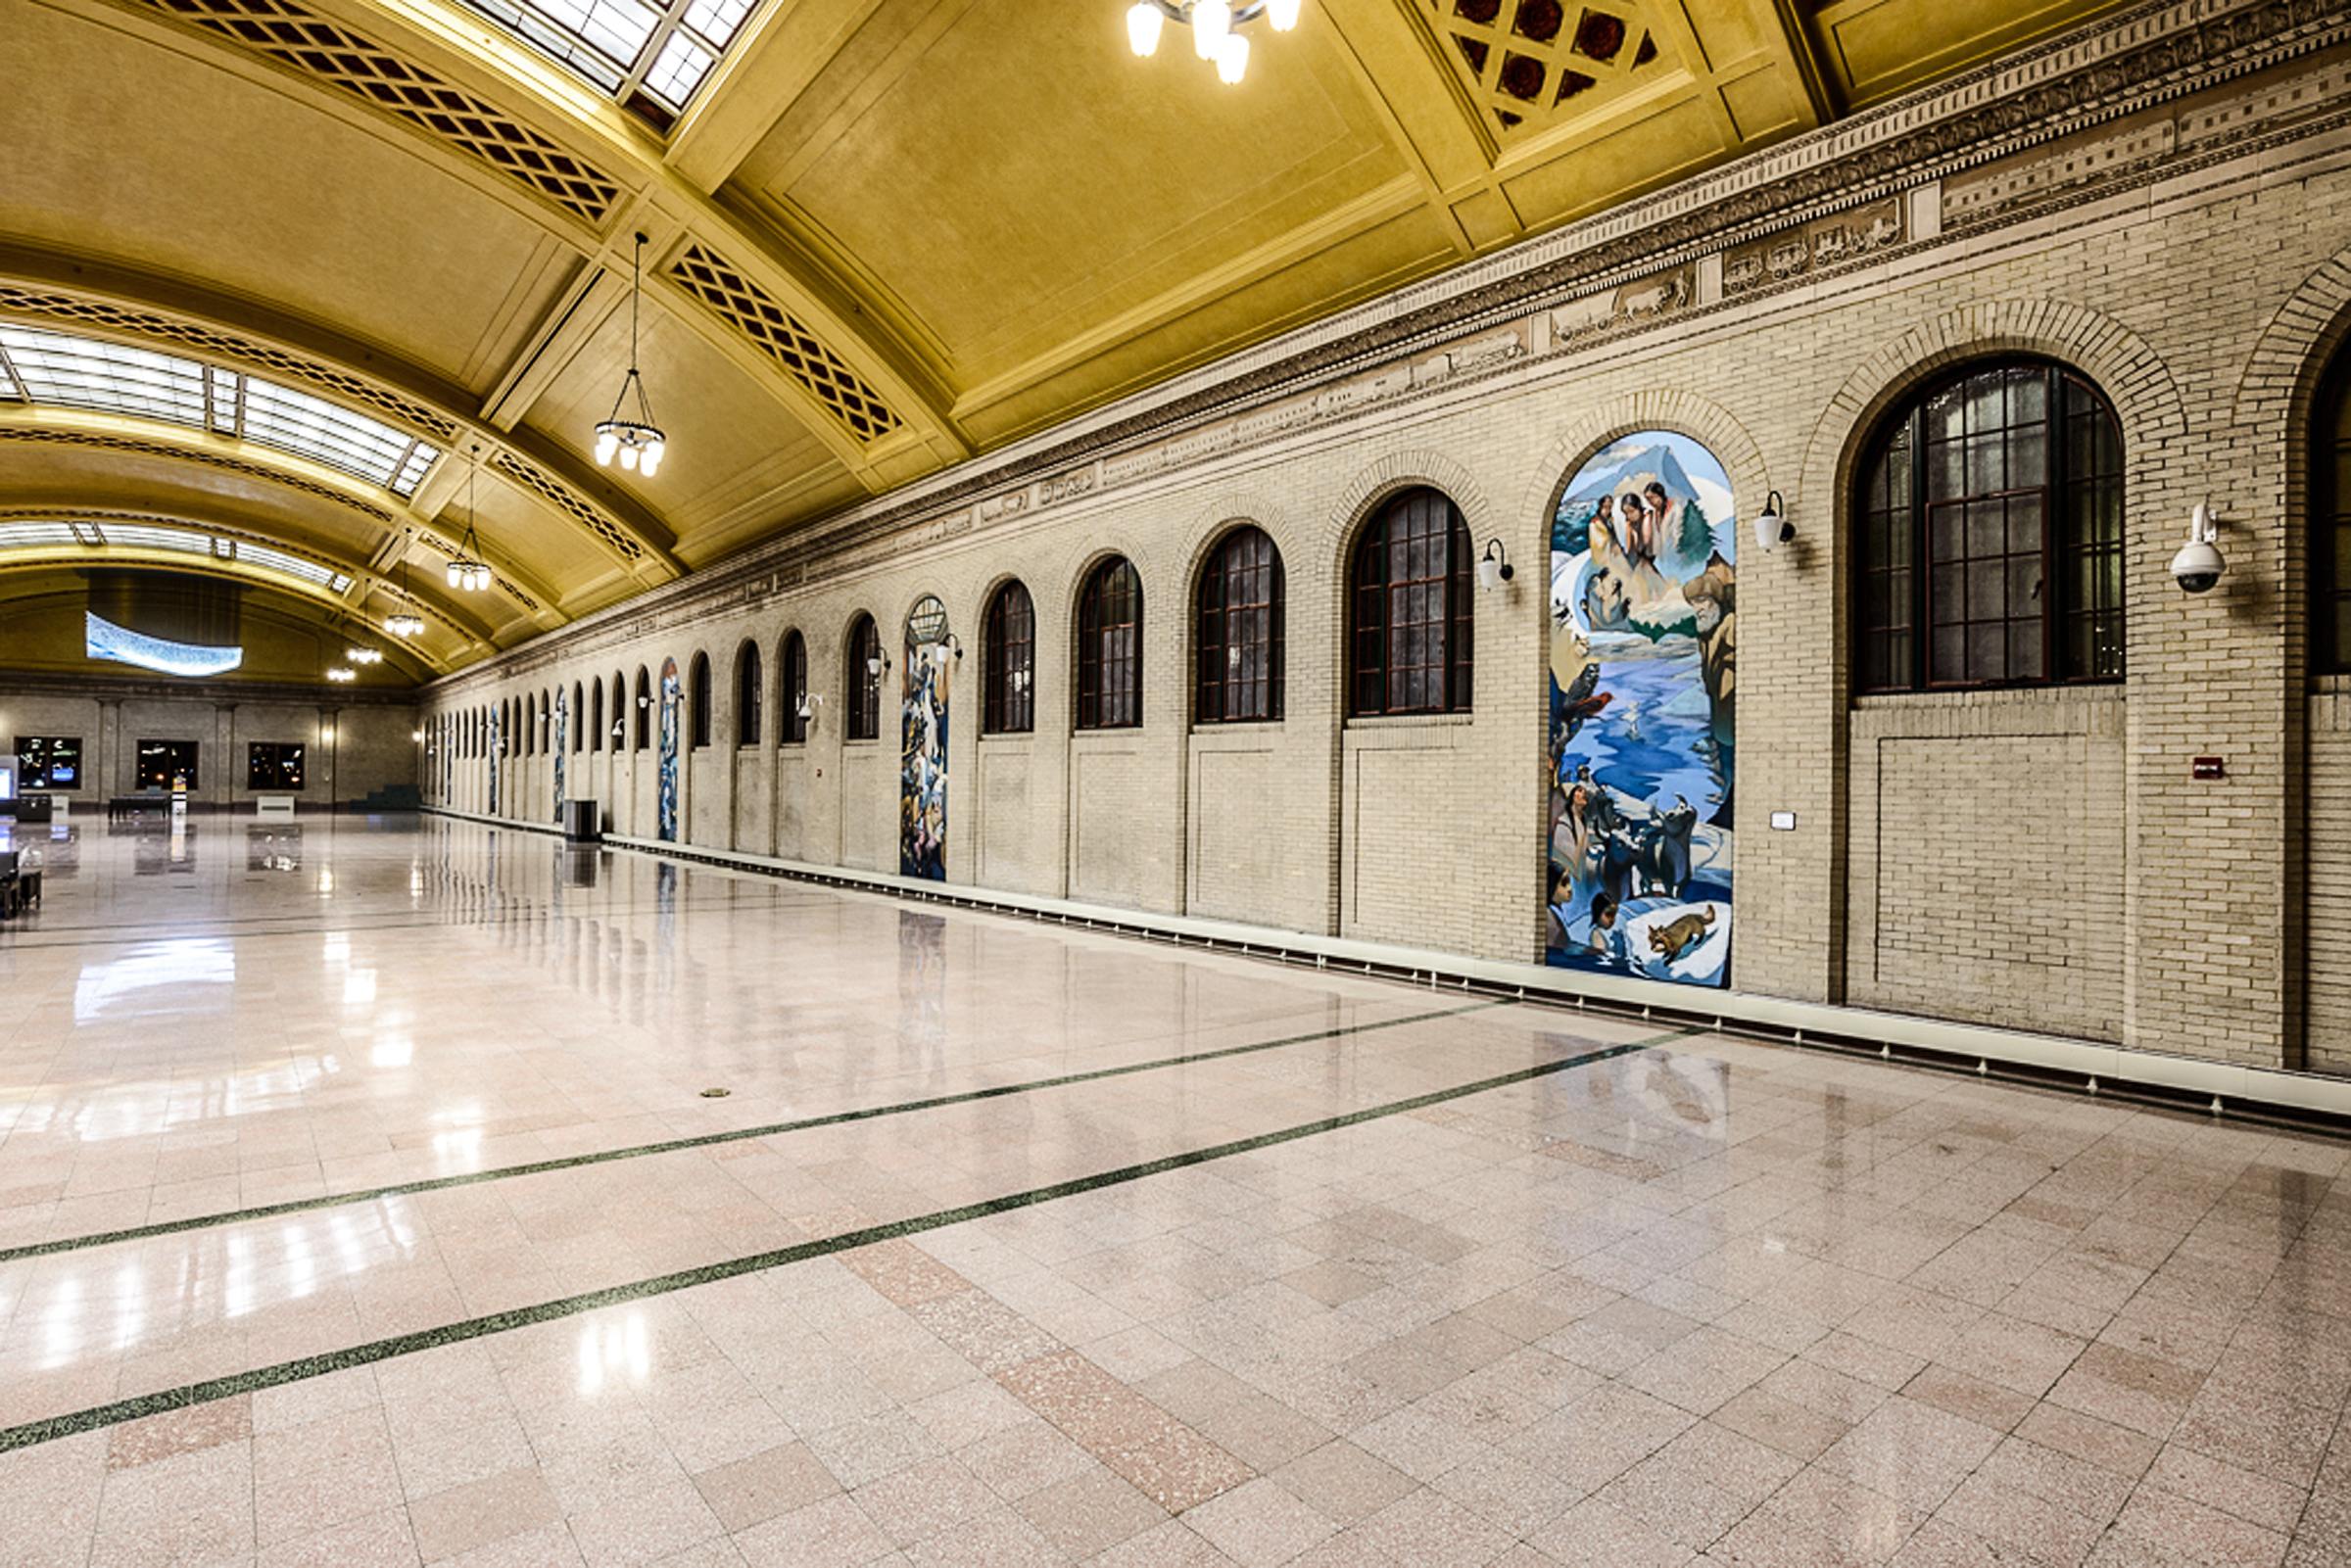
[420,52,2351,1073]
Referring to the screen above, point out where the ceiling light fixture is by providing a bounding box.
[446,447,494,592]
[1127,0,1298,84]
[347,646,383,664]
[595,233,666,478]
[326,666,356,683]
[385,530,426,636]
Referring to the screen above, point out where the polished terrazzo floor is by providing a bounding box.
[0,814,2346,1567]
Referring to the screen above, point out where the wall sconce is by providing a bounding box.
[611,720,625,739]
[941,633,966,661]
[2171,502,2225,594]
[411,731,424,742]
[1477,540,1513,592]
[867,652,891,682]
[638,693,650,708]
[1751,490,1794,553]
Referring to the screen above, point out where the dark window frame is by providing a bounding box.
[136,738,199,790]
[782,632,809,743]
[1076,558,1143,731]
[572,683,585,752]
[1855,356,2126,692]
[736,641,763,746]
[846,615,883,741]
[1349,489,1475,716]
[634,667,651,750]
[984,581,1035,735]
[2317,349,2351,672]
[690,652,712,748]
[247,741,306,791]
[1197,527,1285,725]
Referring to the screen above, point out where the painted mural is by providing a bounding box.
[1546,432,1736,986]
[900,597,949,880]
[657,659,680,842]
[552,689,567,821]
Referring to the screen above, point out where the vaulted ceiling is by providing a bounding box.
[0,0,2134,684]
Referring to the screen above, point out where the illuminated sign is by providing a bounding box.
[86,611,242,678]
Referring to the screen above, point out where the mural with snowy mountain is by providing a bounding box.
[1546,433,1736,986]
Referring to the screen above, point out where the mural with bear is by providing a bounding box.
[1546,432,1736,986]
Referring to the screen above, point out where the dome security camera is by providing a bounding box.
[2170,503,2224,594]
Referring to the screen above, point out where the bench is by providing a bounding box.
[254,794,296,818]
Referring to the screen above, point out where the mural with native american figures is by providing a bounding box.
[552,689,567,822]
[900,596,950,881]
[657,658,680,842]
[1546,432,1736,986]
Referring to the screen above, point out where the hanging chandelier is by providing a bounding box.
[384,530,425,636]
[1128,0,1300,84]
[595,232,666,478]
[447,447,494,592]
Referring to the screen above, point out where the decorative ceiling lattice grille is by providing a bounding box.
[666,245,903,444]
[1423,0,1664,136]
[140,0,625,222]
[491,451,646,562]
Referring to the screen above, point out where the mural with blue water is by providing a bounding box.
[1546,432,1736,986]
[657,659,680,842]
[552,689,567,822]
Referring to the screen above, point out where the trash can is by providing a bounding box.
[561,799,600,842]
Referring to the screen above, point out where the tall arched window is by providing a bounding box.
[846,615,882,740]
[1198,527,1283,724]
[1077,558,1142,730]
[1350,489,1473,715]
[737,641,763,745]
[573,683,585,752]
[634,667,652,749]
[610,672,626,749]
[591,679,604,751]
[1856,359,2124,690]
[2318,350,2351,670]
[984,581,1035,734]
[782,632,808,743]
[689,652,712,748]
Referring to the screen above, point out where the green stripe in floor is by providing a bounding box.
[0,1024,1697,1453]
[0,999,1514,1266]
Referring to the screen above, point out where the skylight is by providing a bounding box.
[0,327,439,497]
[456,0,757,122]
[0,519,354,594]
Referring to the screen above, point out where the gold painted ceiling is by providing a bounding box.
[0,0,2135,680]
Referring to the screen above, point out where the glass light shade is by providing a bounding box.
[1127,1,1161,55]
[619,443,638,471]
[1478,555,1503,593]
[1268,0,1299,26]
[596,430,619,465]
[640,439,663,478]
[386,613,425,637]
[1217,30,1247,81]
[446,560,462,588]
[1193,0,1227,57]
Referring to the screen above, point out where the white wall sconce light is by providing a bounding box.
[867,652,892,682]
[941,632,966,661]
[1477,539,1513,592]
[2171,502,2225,594]
[1751,490,1794,553]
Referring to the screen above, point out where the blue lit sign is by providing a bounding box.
[86,611,243,677]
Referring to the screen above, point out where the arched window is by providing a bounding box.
[610,672,626,749]
[690,652,712,748]
[781,631,808,743]
[634,667,651,750]
[2318,350,2351,670]
[591,679,604,751]
[1856,359,2124,690]
[573,683,585,751]
[1077,558,1142,730]
[1197,527,1283,724]
[737,641,763,745]
[1350,489,1473,715]
[846,615,882,741]
[984,581,1034,735]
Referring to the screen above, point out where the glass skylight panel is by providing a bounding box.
[207,366,240,433]
[393,445,439,496]
[237,377,427,493]
[0,327,207,427]
[456,0,757,116]
[0,521,79,547]
[241,543,345,591]
[99,523,213,556]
